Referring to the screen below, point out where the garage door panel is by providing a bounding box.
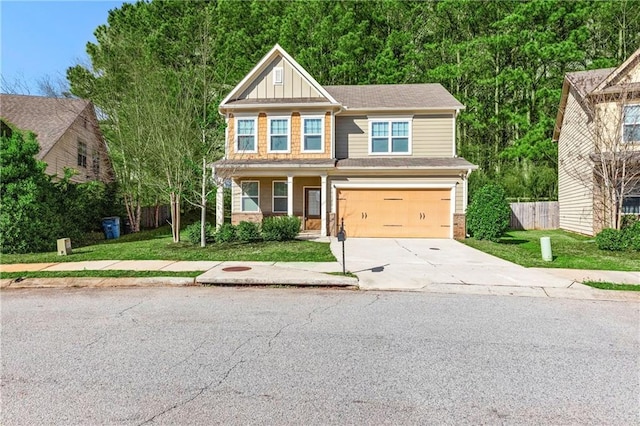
[338,188,451,238]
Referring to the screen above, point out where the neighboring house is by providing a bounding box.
[0,94,113,183]
[554,48,640,235]
[212,44,477,238]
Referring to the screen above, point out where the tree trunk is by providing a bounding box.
[170,191,181,243]
[201,157,207,247]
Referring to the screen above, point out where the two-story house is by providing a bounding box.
[212,45,477,238]
[554,48,640,235]
[0,94,113,183]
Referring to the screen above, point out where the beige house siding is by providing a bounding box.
[227,111,332,160]
[239,57,324,100]
[41,111,111,183]
[231,176,321,217]
[329,175,464,213]
[335,113,455,159]
[557,89,595,235]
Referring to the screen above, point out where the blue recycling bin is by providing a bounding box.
[102,216,121,239]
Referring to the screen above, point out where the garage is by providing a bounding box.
[337,188,452,238]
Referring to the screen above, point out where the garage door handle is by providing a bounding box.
[361,212,368,219]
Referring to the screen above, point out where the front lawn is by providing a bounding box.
[1,226,335,264]
[462,229,640,271]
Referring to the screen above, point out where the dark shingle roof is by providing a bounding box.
[565,68,615,98]
[336,157,477,169]
[0,94,90,159]
[324,84,464,110]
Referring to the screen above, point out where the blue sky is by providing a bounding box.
[1,0,126,94]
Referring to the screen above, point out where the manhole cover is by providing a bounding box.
[222,266,252,272]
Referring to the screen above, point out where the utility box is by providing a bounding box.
[57,238,72,256]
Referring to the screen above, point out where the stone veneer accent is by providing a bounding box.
[453,213,466,239]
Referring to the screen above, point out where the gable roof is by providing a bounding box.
[325,84,464,111]
[219,44,339,109]
[0,94,92,159]
[593,47,640,92]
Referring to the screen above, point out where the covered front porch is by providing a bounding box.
[213,160,333,237]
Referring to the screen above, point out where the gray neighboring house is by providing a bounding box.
[0,94,113,183]
[213,44,477,239]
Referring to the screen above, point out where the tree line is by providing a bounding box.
[67,0,640,237]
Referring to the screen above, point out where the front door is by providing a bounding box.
[304,188,321,230]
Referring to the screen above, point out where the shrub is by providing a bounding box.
[185,221,215,245]
[621,219,640,251]
[595,228,625,251]
[261,216,301,241]
[215,223,237,243]
[466,184,511,242]
[236,221,262,242]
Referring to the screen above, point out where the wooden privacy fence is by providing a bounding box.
[509,201,559,230]
[140,204,171,229]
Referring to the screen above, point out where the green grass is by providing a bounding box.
[462,229,640,271]
[326,271,358,279]
[583,281,640,291]
[1,226,335,264]
[0,270,201,280]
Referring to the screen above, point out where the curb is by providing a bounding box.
[1,277,196,289]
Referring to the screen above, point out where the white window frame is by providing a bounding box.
[267,116,291,153]
[272,181,288,213]
[300,114,325,153]
[622,103,640,143]
[240,180,260,213]
[368,118,412,155]
[235,116,258,153]
[273,67,283,85]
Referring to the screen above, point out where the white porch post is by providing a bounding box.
[215,185,224,230]
[320,174,327,236]
[287,174,294,216]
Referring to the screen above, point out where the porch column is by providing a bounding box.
[287,174,294,216]
[215,184,224,230]
[320,174,327,237]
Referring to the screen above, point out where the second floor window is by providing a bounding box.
[269,118,289,152]
[302,117,323,152]
[370,120,411,154]
[623,105,639,143]
[237,118,257,152]
[77,140,87,168]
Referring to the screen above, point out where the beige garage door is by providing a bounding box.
[337,188,451,238]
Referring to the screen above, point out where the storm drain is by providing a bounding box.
[222,266,252,272]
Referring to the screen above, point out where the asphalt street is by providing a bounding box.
[1,287,638,425]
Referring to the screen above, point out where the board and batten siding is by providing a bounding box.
[557,89,595,235]
[335,113,455,159]
[329,175,464,214]
[239,57,323,100]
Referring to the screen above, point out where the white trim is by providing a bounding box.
[332,182,457,189]
[267,116,291,153]
[367,118,413,155]
[622,103,640,143]
[287,175,294,216]
[452,110,457,157]
[224,113,229,159]
[219,44,340,108]
[320,175,327,237]
[330,111,335,159]
[303,186,321,231]
[272,180,288,213]
[240,180,260,213]
[273,67,283,85]
[235,116,258,154]
[450,186,456,238]
[300,114,325,153]
[233,170,332,178]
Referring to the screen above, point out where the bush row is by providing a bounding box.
[186,216,301,245]
[595,218,640,251]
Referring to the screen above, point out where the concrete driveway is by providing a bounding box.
[331,238,576,291]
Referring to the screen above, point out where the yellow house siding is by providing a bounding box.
[557,90,595,235]
[335,114,455,158]
[240,57,323,100]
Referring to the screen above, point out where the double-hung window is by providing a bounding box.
[77,140,87,167]
[369,119,411,154]
[623,105,640,143]
[272,181,288,213]
[301,116,324,152]
[268,117,290,152]
[622,182,640,215]
[241,181,259,212]
[236,118,257,152]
